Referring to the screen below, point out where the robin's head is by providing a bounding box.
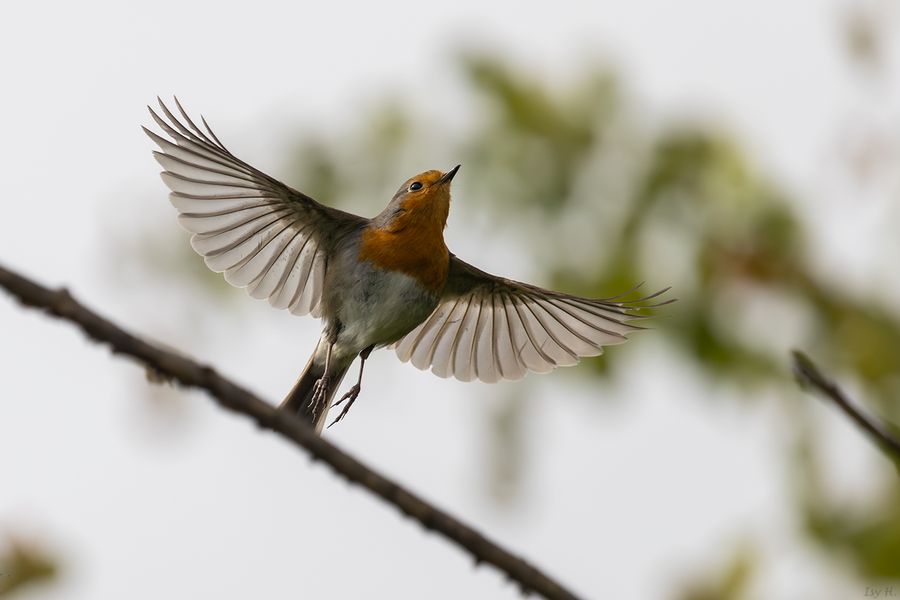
[376,165,460,233]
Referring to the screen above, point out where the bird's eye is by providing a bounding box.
[408,182,423,191]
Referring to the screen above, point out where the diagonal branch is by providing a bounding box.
[0,262,583,600]
[792,350,900,460]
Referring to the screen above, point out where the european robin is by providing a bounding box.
[145,99,671,433]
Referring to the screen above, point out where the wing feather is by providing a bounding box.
[270,232,314,310]
[493,293,526,380]
[408,300,458,370]
[474,296,497,383]
[451,297,481,382]
[245,224,305,299]
[146,98,365,317]
[395,256,669,382]
[521,299,580,367]
[506,293,556,374]
[431,298,470,379]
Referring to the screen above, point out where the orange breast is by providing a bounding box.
[358,224,449,295]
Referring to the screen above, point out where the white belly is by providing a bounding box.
[332,267,439,356]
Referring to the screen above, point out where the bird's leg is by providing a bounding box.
[309,342,333,421]
[328,345,374,428]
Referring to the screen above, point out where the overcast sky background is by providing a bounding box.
[1,1,898,598]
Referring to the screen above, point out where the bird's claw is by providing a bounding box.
[332,383,360,408]
[309,374,331,421]
[327,384,361,428]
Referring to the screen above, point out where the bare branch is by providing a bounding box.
[0,263,584,600]
[792,350,900,460]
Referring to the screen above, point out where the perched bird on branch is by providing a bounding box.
[145,98,671,433]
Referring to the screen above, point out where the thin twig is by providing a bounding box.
[0,262,584,600]
[791,350,900,460]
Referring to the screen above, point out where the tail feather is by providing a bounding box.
[280,343,352,433]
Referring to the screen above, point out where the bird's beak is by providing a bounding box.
[439,164,460,185]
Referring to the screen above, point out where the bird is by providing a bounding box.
[144,98,671,433]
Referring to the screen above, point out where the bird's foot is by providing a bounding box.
[309,374,331,421]
[327,384,361,428]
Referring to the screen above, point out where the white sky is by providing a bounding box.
[1,1,897,598]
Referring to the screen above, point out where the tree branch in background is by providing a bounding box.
[0,262,583,600]
[792,350,900,461]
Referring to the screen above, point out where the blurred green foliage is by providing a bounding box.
[677,544,756,600]
[0,538,57,597]
[274,53,900,595]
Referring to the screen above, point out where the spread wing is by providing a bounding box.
[144,98,365,317]
[395,256,671,383]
